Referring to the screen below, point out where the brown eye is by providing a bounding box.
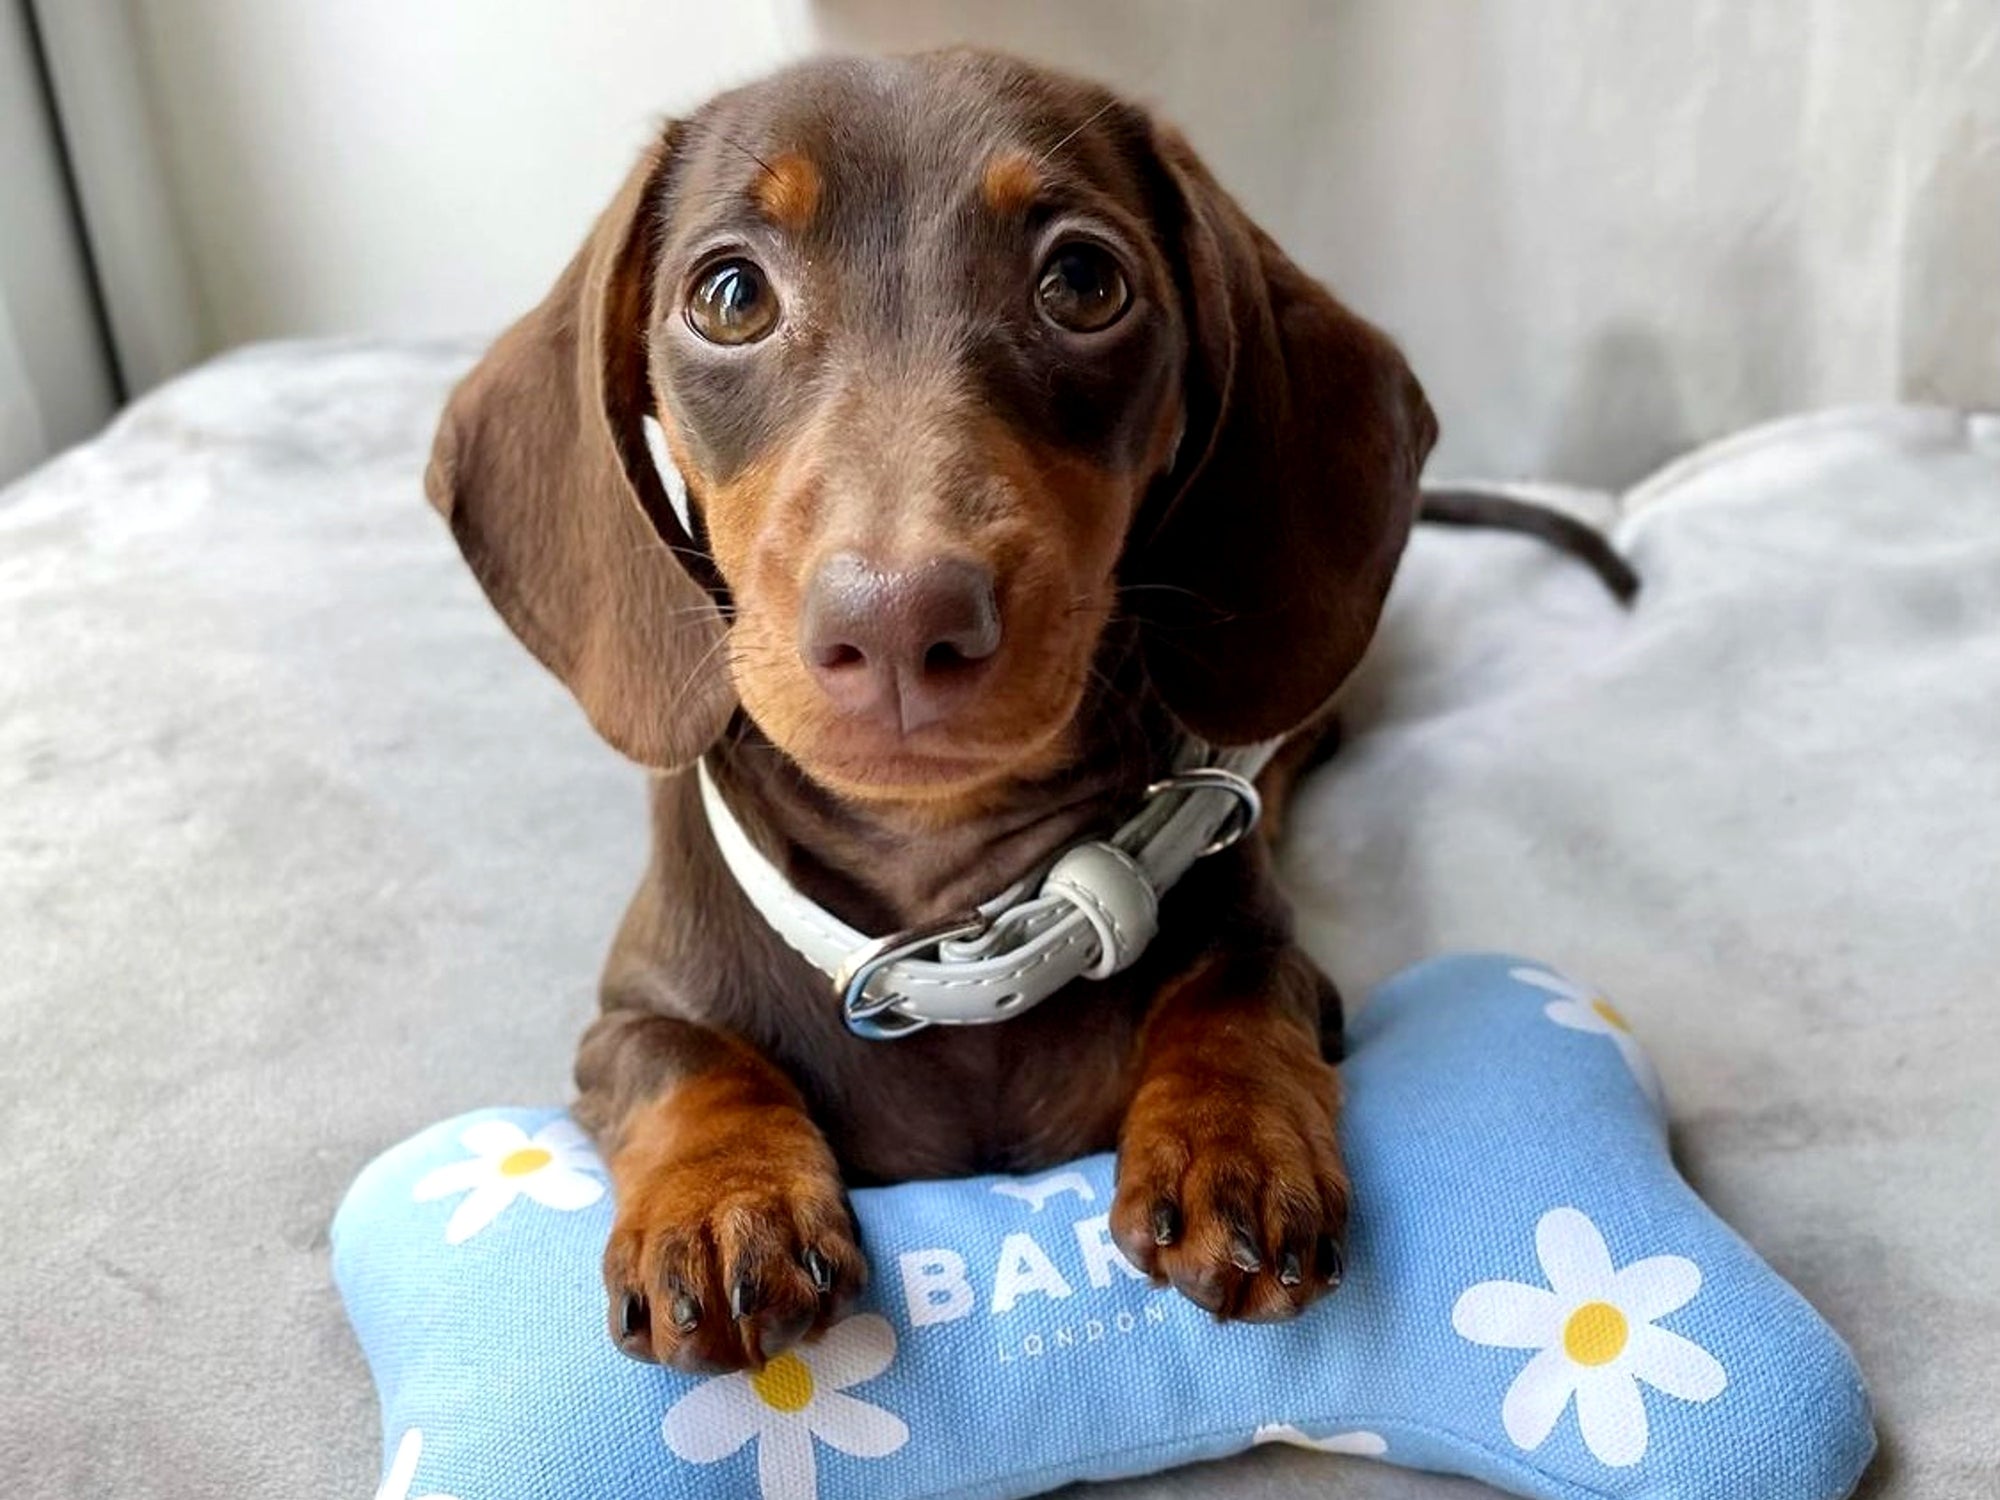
[687,259,779,344]
[1036,242,1130,332]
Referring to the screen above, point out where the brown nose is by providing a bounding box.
[800,554,1002,733]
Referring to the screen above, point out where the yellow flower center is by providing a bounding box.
[497,1147,552,1178]
[750,1352,815,1413]
[1590,998,1631,1032]
[1563,1301,1630,1366]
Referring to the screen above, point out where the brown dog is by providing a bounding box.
[427,48,1435,1374]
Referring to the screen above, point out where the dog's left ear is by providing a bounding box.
[1130,124,1437,746]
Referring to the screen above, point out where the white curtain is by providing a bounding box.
[0,0,115,487]
[31,0,201,397]
[0,284,45,488]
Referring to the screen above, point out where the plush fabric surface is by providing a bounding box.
[1,342,1995,1499]
[335,954,1871,1500]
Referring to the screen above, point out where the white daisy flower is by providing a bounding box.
[1510,966,1663,1105]
[374,1429,459,1500]
[410,1117,605,1245]
[662,1313,910,1500]
[1252,1423,1389,1457]
[1452,1206,1726,1467]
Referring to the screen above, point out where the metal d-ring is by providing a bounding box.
[834,909,992,1040]
[1143,766,1264,857]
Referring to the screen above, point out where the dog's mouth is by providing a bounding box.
[760,672,1092,804]
[790,711,1082,803]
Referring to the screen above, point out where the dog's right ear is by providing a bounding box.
[425,127,735,772]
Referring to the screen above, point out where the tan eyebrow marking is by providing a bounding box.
[981,149,1042,216]
[752,151,821,231]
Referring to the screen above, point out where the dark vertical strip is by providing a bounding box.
[18,0,128,404]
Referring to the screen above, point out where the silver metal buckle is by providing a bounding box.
[1142,766,1263,857]
[834,910,991,1040]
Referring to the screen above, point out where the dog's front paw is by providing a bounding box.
[601,1102,866,1373]
[1110,1054,1349,1322]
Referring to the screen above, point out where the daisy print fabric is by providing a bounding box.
[373,1430,459,1500]
[1452,1208,1725,1466]
[1510,965,1663,1105]
[662,1315,909,1499]
[334,957,1874,1500]
[1252,1424,1389,1456]
[410,1117,605,1244]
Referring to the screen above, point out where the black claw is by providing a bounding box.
[1227,1227,1263,1275]
[730,1275,757,1322]
[670,1291,701,1334]
[619,1290,648,1340]
[1278,1249,1303,1287]
[1316,1234,1345,1288]
[1151,1201,1181,1247]
[804,1246,835,1294]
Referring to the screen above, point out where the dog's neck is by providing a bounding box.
[704,623,1183,933]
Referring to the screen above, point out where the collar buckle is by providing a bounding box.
[835,910,992,1040]
[1141,765,1264,856]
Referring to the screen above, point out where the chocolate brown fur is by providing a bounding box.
[428,48,1435,1372]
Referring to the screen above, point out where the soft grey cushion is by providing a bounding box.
[1,343,1993,1498]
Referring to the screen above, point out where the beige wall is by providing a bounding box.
[116,0,2000,485]
[126,0,812,351]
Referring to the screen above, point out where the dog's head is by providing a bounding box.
[428,50,1435,807]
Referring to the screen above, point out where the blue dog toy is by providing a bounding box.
[334,955,1873,1499]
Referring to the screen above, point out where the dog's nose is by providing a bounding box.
[800,553,1002,733]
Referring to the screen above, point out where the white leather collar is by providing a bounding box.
[697,740,1279,1039]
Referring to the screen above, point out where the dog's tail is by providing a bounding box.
[1419,488,1641,604]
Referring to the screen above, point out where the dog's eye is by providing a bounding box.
[687,259,779,345]
[1036,242,1130,333]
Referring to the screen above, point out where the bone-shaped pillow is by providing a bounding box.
[333,954,1874,1500]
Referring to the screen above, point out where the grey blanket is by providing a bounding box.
[2,343,1994,1498]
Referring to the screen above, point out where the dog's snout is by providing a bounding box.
[801,553,1002,733]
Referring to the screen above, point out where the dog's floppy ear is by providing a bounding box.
[1130,125,1437,746]
[424,128,733,772]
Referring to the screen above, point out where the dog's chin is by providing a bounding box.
[783,715,1078,813]
[741,679,1084,816]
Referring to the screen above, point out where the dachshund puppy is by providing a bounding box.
[427,48,1435,1372]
